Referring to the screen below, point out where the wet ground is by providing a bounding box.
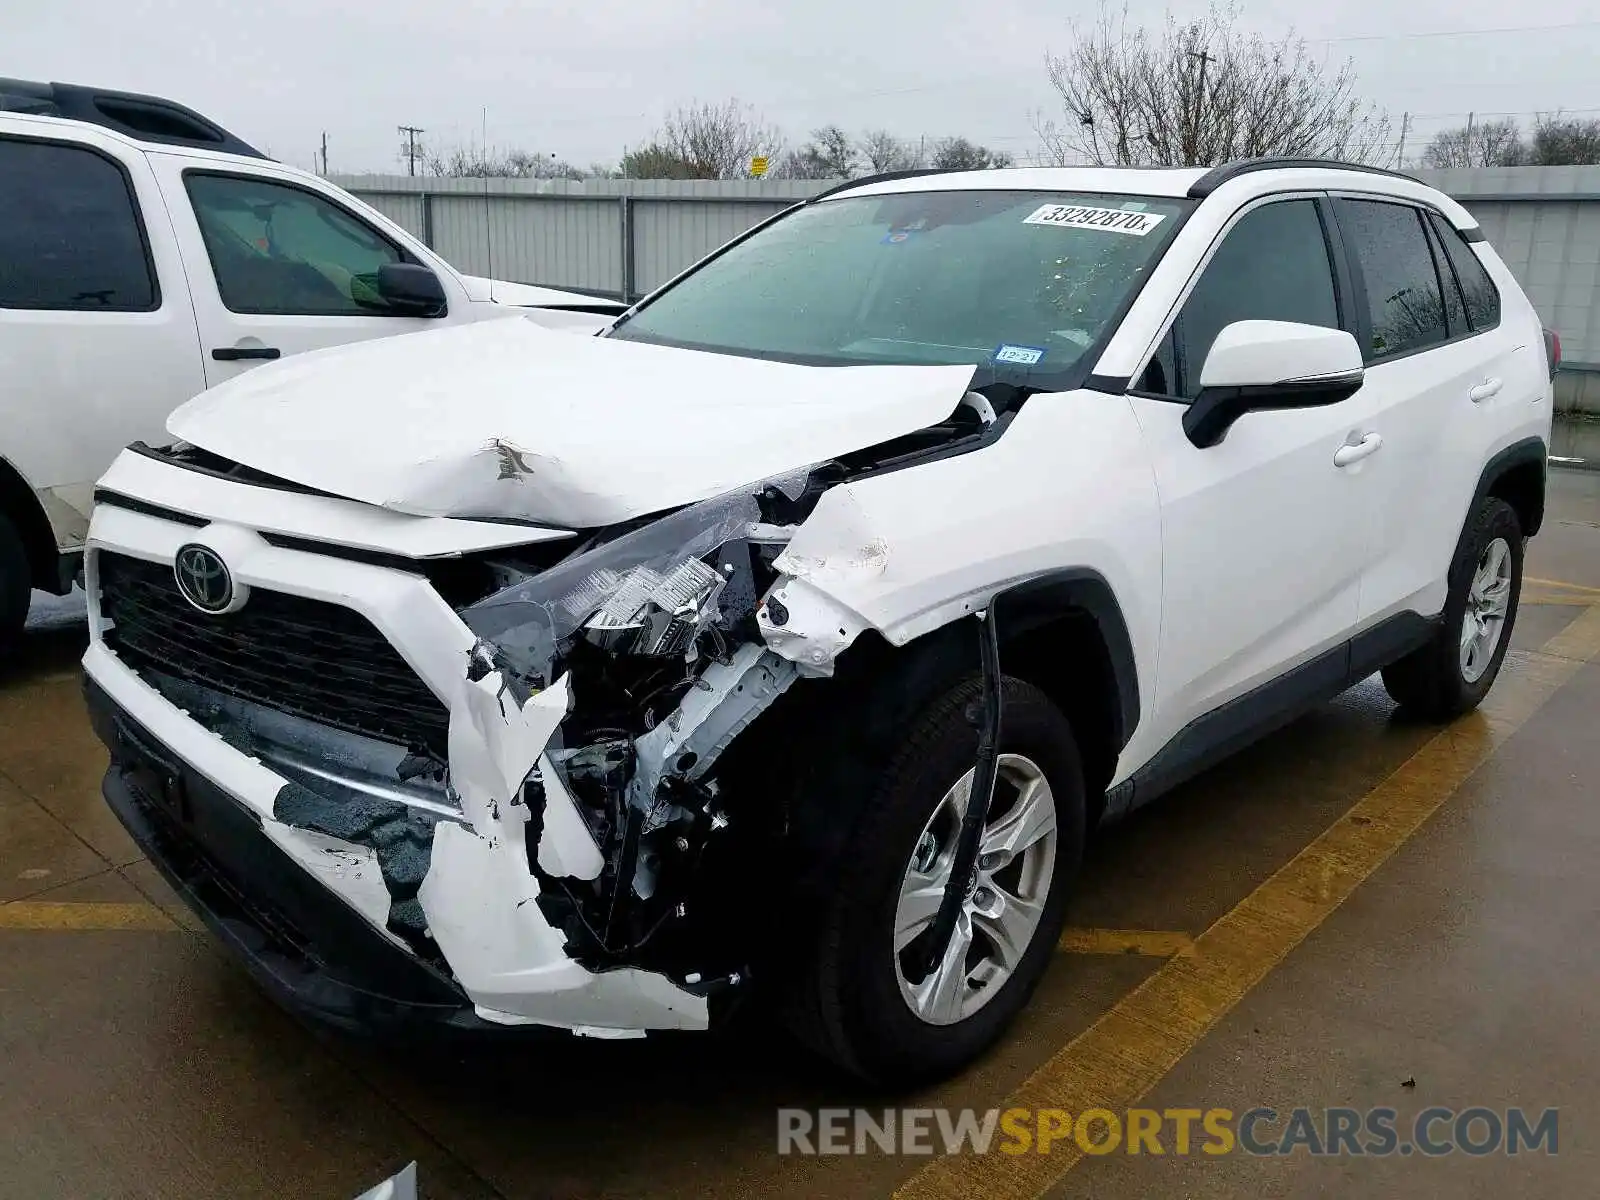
[2,468,1598,1199]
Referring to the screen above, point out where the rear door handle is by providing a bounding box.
[1333,432,1383,468]
[212,346,281,361]
[1468,377,1503,403]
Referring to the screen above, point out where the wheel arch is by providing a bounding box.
[0,456,58,594]
[1475,436,1547,539]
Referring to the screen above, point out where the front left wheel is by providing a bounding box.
[784,675,1086,1085]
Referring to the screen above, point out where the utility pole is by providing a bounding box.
[318,131,328,176]
[398,125,424,176]
[1464,111,1476,165]
[1395,111,1410,168]
[1186,48,1216,164]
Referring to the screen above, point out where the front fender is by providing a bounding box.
[756,390,1162,741]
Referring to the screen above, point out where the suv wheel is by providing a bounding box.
[785,676,1085,1085]
[0,513,30,656]
[1382,496,1523,719]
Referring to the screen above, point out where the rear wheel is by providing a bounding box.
[0,513,31,656]
[1381,496,1523,719]
[784,675,1085,1085]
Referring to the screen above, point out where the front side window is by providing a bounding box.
[0,138,156,311]
[1173,199,1340,399]
[609,190,1189,389]
[184,174,407,316]
[1336,199,1449,361]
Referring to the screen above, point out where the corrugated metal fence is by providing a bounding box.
[337,168,1600,414]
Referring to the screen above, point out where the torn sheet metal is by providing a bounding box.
[165,317,976,528]
[630,642,798,797]
[758,576,871,677]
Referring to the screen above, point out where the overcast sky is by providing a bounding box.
[10,0,1600,173]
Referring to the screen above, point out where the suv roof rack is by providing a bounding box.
[1187,156,1419,198]
[0,78,266,159]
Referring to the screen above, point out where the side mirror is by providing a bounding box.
[1183,320,1364,448]
[376,263,448,317]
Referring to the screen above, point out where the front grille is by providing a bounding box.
[97,552,449,755]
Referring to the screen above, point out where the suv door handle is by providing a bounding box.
[1468,377,1503,403]
[212,346,281,361]
[1333,432,1383,467]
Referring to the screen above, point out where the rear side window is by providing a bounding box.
[1174,199,1340,399]
[1427,211,1501,332]
[184,173,407,316]
[1423,217,1469,336]
[0,138,157,311]
[1335,199,1449,361]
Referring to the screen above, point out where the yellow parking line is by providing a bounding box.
[1058,928,1195,958]
[1524,593,1599,606]
[897,603,1600,1200]
[0,901,176,931]
[1526,575,1600,596]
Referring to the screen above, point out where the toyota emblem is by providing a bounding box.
[173,544,234,613]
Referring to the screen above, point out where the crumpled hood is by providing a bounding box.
[166,318,977,529]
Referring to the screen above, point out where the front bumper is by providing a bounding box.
[88,675,484,1033]
[81,477,711,1037]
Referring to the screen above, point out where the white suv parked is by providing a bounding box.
[81,159,1553,1084]
[0,79,623,649]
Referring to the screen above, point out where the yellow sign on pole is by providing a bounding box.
[751,155,770,177]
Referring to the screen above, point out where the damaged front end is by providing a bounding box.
[430,465,853,1025]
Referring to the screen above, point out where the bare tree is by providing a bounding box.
[620,141,698,179]
[637,100,784,179]
[929,136,1015,170]
[1525,112,1600,165]
[425,145,584,179]
[1038,3,1390,167]
[773,125,860,179]
[1420,118,1525,168]
[859,130,925,172]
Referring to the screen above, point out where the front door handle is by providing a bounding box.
[212,346,281,361]
[1333,432,1384,468]
[1468,377,1503,403]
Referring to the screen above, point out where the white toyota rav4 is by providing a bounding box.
[82,160,1554,1084]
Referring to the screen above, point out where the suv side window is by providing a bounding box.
[1172,199,1340,399]
[184,173,409,316]
[1335,198,1450,361]
[1427,211,1501,331]
[0,137,157,311]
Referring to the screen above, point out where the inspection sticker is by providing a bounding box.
[994,344,1046,365]
[1023,204,1167,235]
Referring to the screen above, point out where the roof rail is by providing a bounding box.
[1187,156,1420,198]
[0,78,266,159]
[808,167,963,202]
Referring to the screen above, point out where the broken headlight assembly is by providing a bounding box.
[458,472,816,974]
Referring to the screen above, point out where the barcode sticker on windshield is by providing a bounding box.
[1023,204,1167,236]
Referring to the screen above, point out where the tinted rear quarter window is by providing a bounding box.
[1176,198,1339,398]
[1335,198,1449,361]
[1427,211,1501,331]
[0,138,157,311]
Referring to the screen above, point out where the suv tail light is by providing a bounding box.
[1544,327,1562,380]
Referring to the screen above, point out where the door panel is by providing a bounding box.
[0,132,205,533]
[149,159,467,388]
[1134,396,1370,738]
[1333,198,1530,627]
[1129,195,1373,746]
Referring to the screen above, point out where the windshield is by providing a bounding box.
[608,189,1189,387]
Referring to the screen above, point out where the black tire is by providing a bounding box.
[0,513,31,657]
[1381,496,1524,720]
[783,675,1086,1086]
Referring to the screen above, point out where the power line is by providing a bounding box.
[1312,19,1600,44]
